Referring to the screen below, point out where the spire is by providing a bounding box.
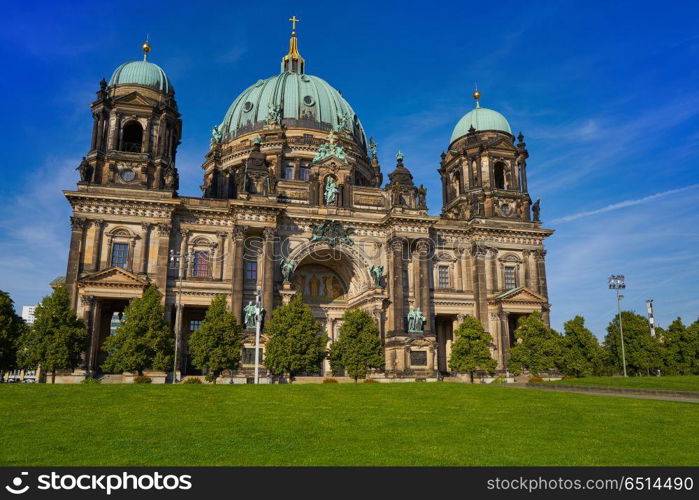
[281,16,305,74]
[142,35,151,61]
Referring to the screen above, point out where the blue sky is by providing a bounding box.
[1,0,698,337]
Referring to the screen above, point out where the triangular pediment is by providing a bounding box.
[312,154,348,166]
[488,138,518,151]
[113,91,159,107]
[493,287,547,304]
[78,267,149,288]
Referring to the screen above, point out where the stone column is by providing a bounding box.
[216,232,227,281]
[86,220,104,273]
[471,244,489,328]
[223,231,233,281]
[139,223,151,275]
[88,298,102,372]
[155,224,171,294]
[80,295,94,371]
[231,226,247,319]
[519,252,528,290]
[415,239,433,336]
[489,249,499,293]
[454,249,463,291]
[461,248,472,291]
[529,250,539,294]
[389,238,405,337]
[65,216,88,309]
[262,227,276,314]
[535,249,548,298]
[499,311,510,370]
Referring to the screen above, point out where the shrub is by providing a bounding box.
[490,377,506,384]
[529,376,544,383]
[182,377,202,384]
[133,375,152,384]
[363,378,378,383]
[322,378,339,384]
[81,377,101,384]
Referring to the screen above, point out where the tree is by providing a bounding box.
[101,285,173,375]
[264,295,327,381]
[662,317,699,375]
[329,309,384,382]
[17,286,88,383]
[0,290,27,374]
[559,316,606,377]
[508,312,562,376]
[188,295,243,383]
[448,316,497,382]
[686,320,699,374]
[603,311,662,376]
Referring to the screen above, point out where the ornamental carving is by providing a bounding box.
[309,220,355,248]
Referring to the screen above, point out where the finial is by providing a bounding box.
[396,151,404,162]
[473,85,481,108]
[289,15,300,34]
[282,16,305,73]
[142,35,151,61]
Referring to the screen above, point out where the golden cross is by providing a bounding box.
[289,15,300,32]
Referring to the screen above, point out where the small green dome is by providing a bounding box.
[450,105,511,143]
[219,72,367,147]
[108,60,172,94]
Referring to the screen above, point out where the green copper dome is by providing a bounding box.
[108,60,173,94]
[450,103,512,144]
[219,72,367,148]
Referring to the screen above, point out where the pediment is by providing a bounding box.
[113,91,159,107]
[493,287,547,304]
[78,267,149,288]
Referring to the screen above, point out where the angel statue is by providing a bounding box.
[243,301,258,329]
[280,258,297,283]
[369,264,384,288]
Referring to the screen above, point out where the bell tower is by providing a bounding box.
[78,40,182,192]
[439,90,532,221]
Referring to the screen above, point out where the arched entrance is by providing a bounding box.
[287,242,377,375]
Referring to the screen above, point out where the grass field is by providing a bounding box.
[548,375,699,393]
[1,384,698,466]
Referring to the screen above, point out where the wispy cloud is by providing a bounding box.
[552,184,699,223]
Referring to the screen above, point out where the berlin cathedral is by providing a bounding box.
[63,20,553,379]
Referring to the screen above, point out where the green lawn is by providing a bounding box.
[547,375,699,393]
[1,384,697,466]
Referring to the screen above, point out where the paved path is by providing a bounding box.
[506,383,699,404]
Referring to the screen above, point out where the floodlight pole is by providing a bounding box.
[254,288,262,385]
[609,275,627,377]
[170,249,191,384]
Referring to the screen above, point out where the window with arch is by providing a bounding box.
[438,265,450,289]
[494,162,506,190]
[121,121,143,153]
[192,251,210,278]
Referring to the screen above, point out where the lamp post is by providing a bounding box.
[254,288,263,384]
[169,249,192,384]
[608,275,627,377]
[646,299,656,337]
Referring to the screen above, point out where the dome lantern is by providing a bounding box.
[281,15,305,74]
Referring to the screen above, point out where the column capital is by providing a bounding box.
[156,223,171,236]
[263,227,276,241]
[80,295,95,307]
[70,216,88,230]
[233,225,248,240]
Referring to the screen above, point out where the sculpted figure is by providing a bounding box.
[370,264,384,288]
[532,198,541,221]
[280,258,297,283]
[244,301,257,329]
[324,177,339,205]
[76,156,93,183]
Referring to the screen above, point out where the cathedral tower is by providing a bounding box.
[439,90,532,222]
[79,40,182,191]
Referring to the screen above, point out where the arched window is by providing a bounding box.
[192,251,210,278]
[122,121,143,152]
[494,162,506,190]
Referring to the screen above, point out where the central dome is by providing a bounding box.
[219,72,367,148]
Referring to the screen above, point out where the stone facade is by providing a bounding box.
[62,33,553,379]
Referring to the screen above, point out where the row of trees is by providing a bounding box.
[2,284,697,382]
[449,311,699,379]
[0,285,384,383]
